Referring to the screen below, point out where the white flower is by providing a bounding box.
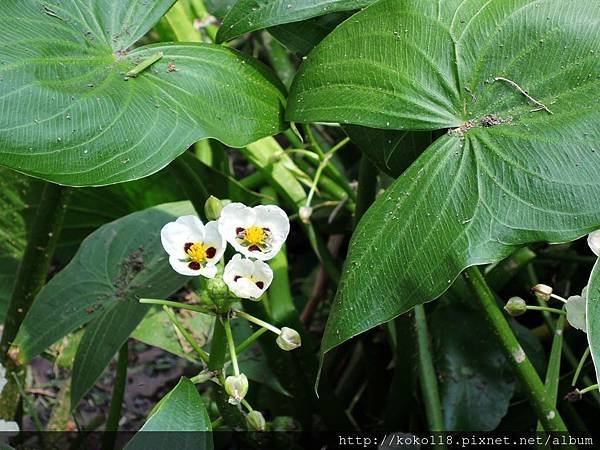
[218,203,289,261]
[223,254,273,300]
[161,215,225,278]
[588,230,600,256]
[566,287,587,332]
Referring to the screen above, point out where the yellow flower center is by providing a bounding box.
[186,243,207,262]
[244,226,266,245]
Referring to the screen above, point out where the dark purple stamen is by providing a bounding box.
[206,247,216,258]
[188,261,201,270]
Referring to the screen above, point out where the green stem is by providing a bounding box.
[572,347,591,386]
[139,298,208,314]
[208,318,227,372]
[536,313,565,433]
[222,318,239,376]
[464,266,570,433]
[101,343,128,450]
[526,306,566,315]
[241,399,253,412]
[1,183,71,359]
[234,309,280,335]
[210,417,224,429]
[234,327,268,356]
[162,306,209,364]
[354,155,377,227]
[414,305,446,441]
[580,384,599,395]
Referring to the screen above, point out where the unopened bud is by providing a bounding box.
[246,410,266,431]
[532,284,553,302]
[276,327,301,351]
[204,196,224,221]
[504,297,527,317]
[206,277,229,300]
[299,206,312,224]
[224,374,248,405]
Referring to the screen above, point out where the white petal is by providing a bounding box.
[199,265,218,279]
[169,256,199,276]
[254,205,290,241]
[566,295,587,332]
[218,203,255,254]
[224,255,270,299]
[160,222,189,259]
[231,277,264,299]
[168,256,214,278]
[588,230,600,256]
[251,260,273,291]
[203,221,226,264]
[176,215,206,240]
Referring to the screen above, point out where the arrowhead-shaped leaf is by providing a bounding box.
[126,377,212,450]
[0,0,285,186]
[12,201,194,364]
[217,0,373,42]
[287,0,600,356]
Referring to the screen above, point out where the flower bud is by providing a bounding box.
[246,410,266,431]
[224,373,248,405]
[532,284,553,302]
[276,327,301,351]
[204,196,224,221]
[504,297,527,317]
[299,206,312,224]
[206,277,229,300]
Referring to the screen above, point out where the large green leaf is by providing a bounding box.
[125,377,212,450]
[217,0,372,42]
[286,0,600,356]
[587,260,600,386]
[12,201,194,364]
[0,0,285,186]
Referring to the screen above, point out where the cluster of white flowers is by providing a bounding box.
[161,202,290,300]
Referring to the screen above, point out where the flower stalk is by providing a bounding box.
[162,306,210,364]
[414,304,446,447]
[222,318,239,376]
[233,309,281,335]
